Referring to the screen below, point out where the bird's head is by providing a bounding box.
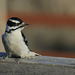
[6,17,29,33]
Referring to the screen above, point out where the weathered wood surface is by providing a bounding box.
[0,53,75,75]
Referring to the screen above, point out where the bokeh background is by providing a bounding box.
[0,0,75,58]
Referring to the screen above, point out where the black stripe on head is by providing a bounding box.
[7,17,23,27]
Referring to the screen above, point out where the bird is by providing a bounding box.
[2,17,40,58]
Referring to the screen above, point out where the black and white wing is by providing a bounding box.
[21,31,28,46]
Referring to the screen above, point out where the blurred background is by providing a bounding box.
[0,0,75,58]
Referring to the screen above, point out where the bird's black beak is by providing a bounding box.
[21,22,29,27]
[25,23,29,26]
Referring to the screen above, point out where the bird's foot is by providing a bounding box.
[2,55,8,59]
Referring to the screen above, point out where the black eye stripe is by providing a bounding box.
[5,24,25,33]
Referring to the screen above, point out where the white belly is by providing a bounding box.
[2,31,29,57]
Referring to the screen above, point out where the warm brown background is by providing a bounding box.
[1,0,75,58]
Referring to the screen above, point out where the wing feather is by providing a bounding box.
[21,31,28,46]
